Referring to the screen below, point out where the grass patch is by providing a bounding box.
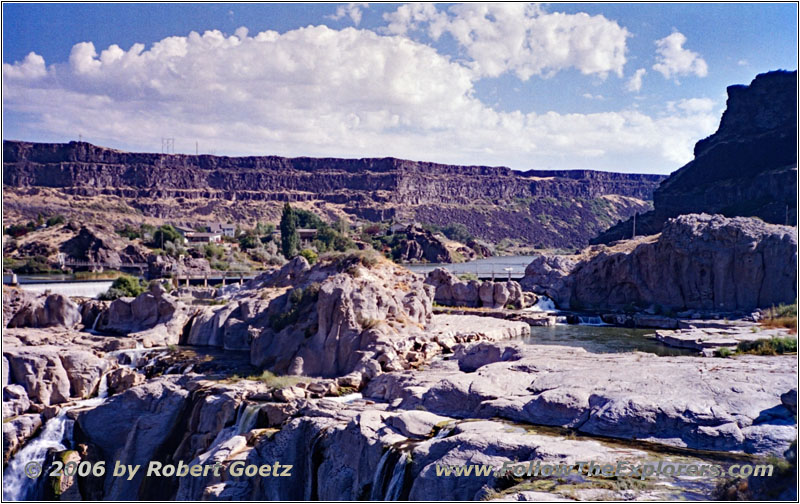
[760,302,797,332]
[244,370,310,388]
[736,336,797,355]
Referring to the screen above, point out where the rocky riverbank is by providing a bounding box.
[2,249,797,501]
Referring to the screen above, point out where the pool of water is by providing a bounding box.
[523,324,698,356]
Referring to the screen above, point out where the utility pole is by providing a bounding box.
[632,213,637,239]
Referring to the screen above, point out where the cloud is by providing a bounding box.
[652,31,708,80]
[327,3,369,26]
[582,93,604,100]
[626,68,646,92]
[384,3,629,80]
[667,97,715,113]
[3,25,719,173]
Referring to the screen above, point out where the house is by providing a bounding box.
[185,232,222,244]
[297,228,318,246]
[209,222,236,237]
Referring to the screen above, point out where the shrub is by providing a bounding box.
[737,336,797,355]
[715,347,734,358]
[150,225,183,249]
[99,274,146,300]
[441,223,472,243]
[45,215,66,227]
[299,248,318,264]
[204,243,225,259]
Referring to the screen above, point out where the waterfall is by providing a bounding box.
[235,403,261,435]
[577,315,608,326]
[383,452,409,501]
[3,374,111,501]
[18,281,113,299]
[369,449,395,501]
[525,296,556,312]
[327,392,362,404]
[369,447,410,501]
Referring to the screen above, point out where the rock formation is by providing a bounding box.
[522,213,797,312]
[595,70,797,243]
[6,292,82,329]
[3,140,664,249]
[425,268,533,309]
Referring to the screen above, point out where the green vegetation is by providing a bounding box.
[4,222,36,238]
[246,370,310,388]
[204,243,225,260]
[458,273,479,281]
[150,224,182,248]
[299,248,318,264]
[45,215,65,227]
[761,302,797,331]
[3,255,55,274]
[737,336,797,355]
[269,283,321,332]
[116,224,141,240]
[99,274,147,300]
[280,203,300,258]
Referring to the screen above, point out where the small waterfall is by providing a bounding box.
[369,449,395,501]
[235,403,261,435]
[577,315,608,326]
[383,452,409,501]
[369,447,410,501]
[327,392,362,404]
[525,296,556,312]
[3,410,70,500]
[3,373,111,501]
[433,425,453,439]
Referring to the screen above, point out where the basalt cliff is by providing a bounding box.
[2,141,663,249]
[594,70,797,244]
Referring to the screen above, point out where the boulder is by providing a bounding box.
[3,413,42,463]
[3,384,31,419]
[3,346,72,405]
[74,377,189,500]
[7,293,82,329]
[426,268,526,309]
[388,410,449,438]
[99,282,191,344]
[60,351,110,399]
[106,367,146,395]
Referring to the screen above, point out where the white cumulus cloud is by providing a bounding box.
[3,24,720,173]
[626,68,646,92]
[652,31,708,80]
[384,3,629,80]
[327,3,369,26]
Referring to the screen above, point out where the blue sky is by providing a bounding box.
[3,3,797,173]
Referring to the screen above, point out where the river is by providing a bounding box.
[405,255,536,279]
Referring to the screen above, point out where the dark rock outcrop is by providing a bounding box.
[60,225,149,267]
[3,140,664,249]
[595,70,797,243]
[522,213,797,311]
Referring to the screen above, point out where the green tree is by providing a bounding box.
[151,225,182,248]
[280,203,299,258]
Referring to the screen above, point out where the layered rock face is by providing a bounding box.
[425,268,534,309]
[3,140,664,248]
[522,214,797,311]
[596,70,797,243]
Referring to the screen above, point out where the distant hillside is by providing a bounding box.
[3,141,664,250]
[594,70,797,244]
